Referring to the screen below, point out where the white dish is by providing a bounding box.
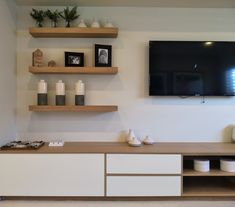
[128,138,142,147]
[143,141,154,145]
[49,141,64,147]
[128,142,142,147]
[143,136,155,145]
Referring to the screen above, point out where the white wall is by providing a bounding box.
[17,6,235,142]
[0,0,16,146]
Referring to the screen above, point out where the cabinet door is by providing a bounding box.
[107,154,181,174]
[107,176,181,196]
[0,154,104,196]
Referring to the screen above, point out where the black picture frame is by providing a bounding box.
[65,52,84,67]
[95,44,112,67]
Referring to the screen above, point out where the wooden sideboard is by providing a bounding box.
[1,142,235,199]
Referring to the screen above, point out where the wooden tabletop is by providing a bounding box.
[1,142,235,155]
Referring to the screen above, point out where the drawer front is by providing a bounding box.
[107,176,181,196]
[107,154,181,174]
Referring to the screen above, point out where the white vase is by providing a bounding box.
[104,21,114,28]
[78,19,87,28]
[91,18,100,28]
[126,129,135,142]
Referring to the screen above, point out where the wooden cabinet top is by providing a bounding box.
[1,142,235,155]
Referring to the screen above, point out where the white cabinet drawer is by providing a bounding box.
[107,176,181,196]
[107,154,181,174]
[0,154,104,196]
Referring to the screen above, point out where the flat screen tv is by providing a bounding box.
[149,41,235,96]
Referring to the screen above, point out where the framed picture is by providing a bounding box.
[65,52,84,67]
[95,44,112,67]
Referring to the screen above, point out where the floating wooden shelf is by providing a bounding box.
[29,66,118,74]
[183,169,235,176]
[29,105,118,112]
[29,27,118,38]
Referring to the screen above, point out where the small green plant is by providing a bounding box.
[46,9,61,27]
[30,8,45,27]
[59,6,79,27]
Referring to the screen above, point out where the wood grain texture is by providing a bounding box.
[1,142,235,155]
[183,184,235,197]
[183,175,235,197]
[28,105,118,112]
[29,66,118,74]
[183,169,235,176]
[29,27,118,38]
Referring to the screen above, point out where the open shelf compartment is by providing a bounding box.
[182,155,235,196]
[183,176,235,196]
[183,155,235,176]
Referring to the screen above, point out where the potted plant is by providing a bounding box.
[59,6,79,27]
[30,8,45,27]
[46,9,61,27]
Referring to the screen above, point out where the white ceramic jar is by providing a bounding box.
[220,159,235,172]
[194,159,210,172]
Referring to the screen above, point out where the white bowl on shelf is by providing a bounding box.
[220,159,235,172]
[128,137,142,147]
[194,159,210,172]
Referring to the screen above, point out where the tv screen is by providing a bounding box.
[149,41,235,96]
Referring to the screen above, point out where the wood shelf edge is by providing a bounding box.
[28,105,118,112]
[183,169,235,176]
[182,192,235,197]
[29,27,118,38]
[29,66,118,74]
